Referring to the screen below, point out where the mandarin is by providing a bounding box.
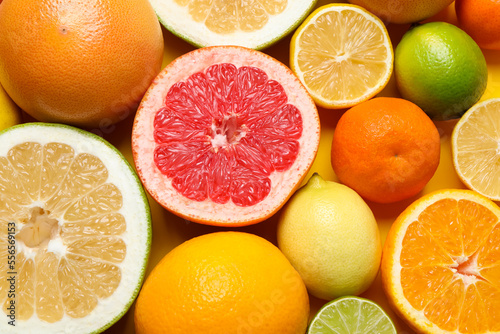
[134,231,310,334]
[456,0,500,50]
[331,97,440,204]
[0,0,164,128]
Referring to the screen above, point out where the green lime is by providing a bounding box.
[308,296,397,334]
[395,21,487,120]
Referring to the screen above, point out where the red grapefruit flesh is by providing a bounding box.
[132,46,320,226]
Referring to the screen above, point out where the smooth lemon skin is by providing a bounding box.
[395,22,488,121]
[277,173,381,301]
[0,83,22,130]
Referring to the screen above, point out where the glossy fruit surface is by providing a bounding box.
[132,46,320,226]
[134,231,309,334]
[331,97,440,203]
[0,0,164,127]
[456,0,500,50]
[395,22,488,120]
[382,190,500,333]
[277,173,381,300]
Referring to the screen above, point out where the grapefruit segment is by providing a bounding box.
[133,46,320,226]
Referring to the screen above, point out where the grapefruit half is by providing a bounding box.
[132,46,320,226]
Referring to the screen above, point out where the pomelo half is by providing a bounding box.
[148,0,317,50]
[0,123,151,333]
[132,46,320,226]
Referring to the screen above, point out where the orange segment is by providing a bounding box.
[382,190,500,333]
[401,266,454,311]
[477,224,500,268]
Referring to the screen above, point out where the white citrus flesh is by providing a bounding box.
[0,123,151,334]
[132,46,320,226]
[148,0,317,49]
[290,4,393,109]
[452,98,500,201]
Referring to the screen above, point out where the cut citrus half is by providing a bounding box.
[452,98,500,201]
[132,46,320,226]
[148,0,317,50]
[0,123,151,333]
[290,4,393,109]
[307,296,396,334]
[381,189,500,333]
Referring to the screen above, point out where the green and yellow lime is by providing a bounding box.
[395,21,488,120]
[308,296,397,334]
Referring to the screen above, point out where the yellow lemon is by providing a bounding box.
[277,173,381,301]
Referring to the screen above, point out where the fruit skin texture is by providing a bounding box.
[456,0,500,50]
[277,173,381,301]
[0,82,21,131]
[134,231,309,334]
[348,0,453,24]
[395,22,487,121]
[331,97,440,204]
[0,0,164,128]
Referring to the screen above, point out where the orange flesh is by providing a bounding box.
[400,198,500,332]
[174,0,288,34]
[0,142,125,322]
[153,63,303,207]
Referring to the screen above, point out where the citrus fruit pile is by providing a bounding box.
[1,0,500,333]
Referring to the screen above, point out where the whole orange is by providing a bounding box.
[331,97,440,204]
[0,0,164,127]
[456,0,500,50]
[348,0,453,24]
[134,231,310,334]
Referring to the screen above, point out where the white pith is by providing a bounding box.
[132,46,320,225]
[148,0,317,49]
[0,124,151,334]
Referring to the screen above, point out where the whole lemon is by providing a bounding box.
[0,0,164,128]
[395,22,487,120]
[277,173,381,301]
[0,82,22,131]
[135,231,310,334]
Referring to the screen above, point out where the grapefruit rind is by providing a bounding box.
[132,46,320,226]
[0,123,151,334]
[290,4,394,109]
[149,0,317,50]
[451,98,500,201]
[381,189,500,334]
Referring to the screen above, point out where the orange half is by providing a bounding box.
[381,189,500,333]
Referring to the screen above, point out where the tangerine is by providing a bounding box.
[331,97,440,203]
[456,0,500,50]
